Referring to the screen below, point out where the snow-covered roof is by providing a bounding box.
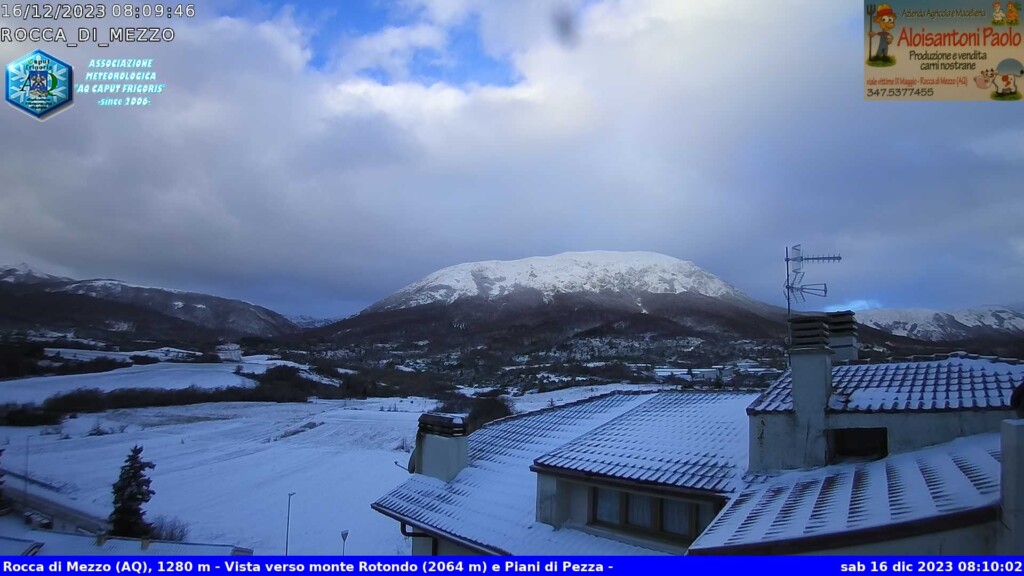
[533,392,759,494]
[375,392,757,555]
[748,353,1024,414]
[0,536,43,555]
[25,530,253,556]
[688,433,1001,555]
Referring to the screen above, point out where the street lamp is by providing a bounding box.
[23,436,29,499]
[341,530,349,556]
[285,492,296,556]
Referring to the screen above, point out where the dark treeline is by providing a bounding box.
[0,365,456,426]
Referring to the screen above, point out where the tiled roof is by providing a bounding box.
[0,536,43,555]
[374,393,658,555]
[375,392,758,555]
[748,353,1024,414]
[533,392,760,494]
[688,433,1001,555]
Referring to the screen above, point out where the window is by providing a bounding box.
[593,488,620,524]
[627,493,654,528]
[827,427,888,463]
[588,487,719,543]
[661,499,692,535]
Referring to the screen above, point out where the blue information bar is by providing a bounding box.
[1,557,1023,576]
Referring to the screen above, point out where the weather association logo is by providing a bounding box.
[5,49,73,120]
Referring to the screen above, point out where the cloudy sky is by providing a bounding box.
[0,0,1021,318]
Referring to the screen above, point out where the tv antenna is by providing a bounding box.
[784,244,841,316]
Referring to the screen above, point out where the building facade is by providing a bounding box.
[373,312,1024,555]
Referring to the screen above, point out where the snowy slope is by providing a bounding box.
[0,263,73,285]
[289,315,345,329]
[0,402,421,555]
[373,251,750,311]
[0,387,646,554]
[0,363,262,404]
[50,280,298,337]
[858,305,1024,340]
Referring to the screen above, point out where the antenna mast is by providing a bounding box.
[784,244,841,316]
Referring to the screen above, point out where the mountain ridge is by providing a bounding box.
[857,305,1024,341]
[0,265,298,340]
[370,251,752,312]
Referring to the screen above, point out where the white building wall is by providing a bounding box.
[537,475,589,526]
[749,414,805,471]
[411,537,433,556]
[828,411,1013,454]
[750,410,1015,472]
[436,539,485,556]
[999,419,1024,555]
[536,474,566,526]
[411,536,487,556]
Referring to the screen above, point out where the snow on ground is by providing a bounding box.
[380,251,745,310]
[0,401,425,555]
[46,347,201,362]
[241,355,307,369]
[0,363,263,405]
[0,354,320,405]
[0,377,666,555]
[24,331,106,346]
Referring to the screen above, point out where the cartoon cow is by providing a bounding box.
[996,73,1018,94]
[975,68,997,89]
[994,2,1007,23]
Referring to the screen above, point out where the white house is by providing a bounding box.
[372,311,1024,555]
[216,343,243,362]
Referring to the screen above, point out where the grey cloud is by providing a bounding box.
[0,1,1019,318]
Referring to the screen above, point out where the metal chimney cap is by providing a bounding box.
[788,314,830,324]
[418,412,467,437]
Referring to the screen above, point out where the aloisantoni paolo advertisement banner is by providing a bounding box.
[865,0,1024,100]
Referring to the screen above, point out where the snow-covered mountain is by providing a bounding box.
[0,263,73,285]
[371,251,752,312]
[51,279,298,337]
[857,306,1024,341]
[317,252,785,354]
[289,314,346,329]
[0,265,298,339]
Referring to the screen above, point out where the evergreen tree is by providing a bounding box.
[108,445,156,538]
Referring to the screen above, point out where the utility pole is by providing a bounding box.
[285,492,296,556]
[23,436,29,499]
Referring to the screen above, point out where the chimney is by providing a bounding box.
[140,536,150,550]
[826,310,859,362]
[1000,419,1024,554]
[788,315,833,468]
[412,413,468,482]
[95,533,107,546]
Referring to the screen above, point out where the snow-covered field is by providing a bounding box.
[0,366,670,555]
[0,400,433,555]
[0,355,316,405]
[45,347,202,362]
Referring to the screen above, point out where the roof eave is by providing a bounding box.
[687,503,999,556]
[529,464,732,502]
[370,502,508,556]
